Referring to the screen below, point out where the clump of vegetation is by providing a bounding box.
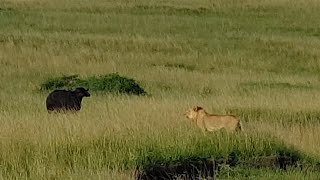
[134,134,304,170]
[40,73,147,95]
[40,75,81,91]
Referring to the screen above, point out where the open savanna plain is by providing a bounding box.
[1,0,320,179]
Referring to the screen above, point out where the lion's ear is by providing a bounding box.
[194,106,203,111]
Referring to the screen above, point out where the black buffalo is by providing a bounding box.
[46,87,90,113]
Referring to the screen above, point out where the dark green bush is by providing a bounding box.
[40,73,146,95]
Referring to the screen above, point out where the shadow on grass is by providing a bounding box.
[134,153,303,180]
[133,134,316,180]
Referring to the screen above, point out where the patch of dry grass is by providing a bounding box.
[1,0,320,179]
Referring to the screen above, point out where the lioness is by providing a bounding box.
[184,106,242,132]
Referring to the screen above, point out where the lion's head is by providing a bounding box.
[184,106,204,120]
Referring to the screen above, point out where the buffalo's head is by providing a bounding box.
[74,87,91,97]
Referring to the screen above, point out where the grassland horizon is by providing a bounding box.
[1,0,320,179]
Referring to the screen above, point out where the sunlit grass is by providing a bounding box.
[0,0,320,179]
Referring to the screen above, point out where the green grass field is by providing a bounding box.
[1,0,320,179]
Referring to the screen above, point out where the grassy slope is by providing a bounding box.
[1,0,320,179]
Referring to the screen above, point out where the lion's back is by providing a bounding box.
[203,115,241,132]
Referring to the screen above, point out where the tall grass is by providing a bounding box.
[1,0,320,179]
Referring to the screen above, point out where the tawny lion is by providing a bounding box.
[184,106,242,132]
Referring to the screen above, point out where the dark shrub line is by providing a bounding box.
[40,73,146,96]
